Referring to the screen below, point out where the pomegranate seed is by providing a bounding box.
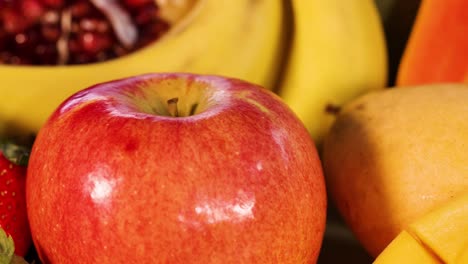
[68,38,81,53]
[41,25,60,42]
[123,0,153,8]
[35,44,57,64]
[40,0,64,8]
[95,20,110,33]
[7,55,22,64]
[22,0,45,21]
[16,29,39,48]
[41,10,60,25]
[2,10,29,34]
[0,52,10,63]
[73,52,93,64]
[0,36,5,50]
[113,45,127,56]
[70,2,93,17]
[95,51,108,61]
[14,33,27,45]
[134,5,157,25]
[79,32,112,54]
[79,18,108,32]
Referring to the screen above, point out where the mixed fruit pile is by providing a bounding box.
[0,0,169,65]
[0,0,467,263]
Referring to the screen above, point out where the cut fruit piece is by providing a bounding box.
[373,231,441,264]
[409,192,468,263]
[375,192,468,263]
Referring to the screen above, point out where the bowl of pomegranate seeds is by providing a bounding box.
[0,0,184,65]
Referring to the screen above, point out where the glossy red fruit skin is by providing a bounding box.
[26,73,327,263]
[0,152,31,256]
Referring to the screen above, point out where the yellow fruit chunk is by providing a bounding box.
[374,231,441,264]
[457,245,468,263]
[409,192,468,263]
[375,192,468,263]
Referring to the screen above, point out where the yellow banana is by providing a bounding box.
[374,191,468,263]
[277,0,388,145]
[0,0,284,136]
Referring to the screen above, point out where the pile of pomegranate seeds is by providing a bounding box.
[0,0,170,65]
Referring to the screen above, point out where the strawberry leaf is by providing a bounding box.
[0,227,15,263]
[0,142,30,166]
[0,227,28,264]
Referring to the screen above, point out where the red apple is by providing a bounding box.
[26,73,327,263]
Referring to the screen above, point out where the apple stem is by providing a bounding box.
[167,98,179,117]
[189,103,198,116]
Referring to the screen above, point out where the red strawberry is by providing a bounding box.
[0,143,32,257]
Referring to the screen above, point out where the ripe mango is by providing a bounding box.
[322,83,468,257]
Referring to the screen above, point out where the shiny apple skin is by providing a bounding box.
[26,73,327,263]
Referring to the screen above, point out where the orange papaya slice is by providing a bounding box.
[396,0,468,86]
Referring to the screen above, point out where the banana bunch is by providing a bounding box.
[0,0,285,136]
[277,0,388,145]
